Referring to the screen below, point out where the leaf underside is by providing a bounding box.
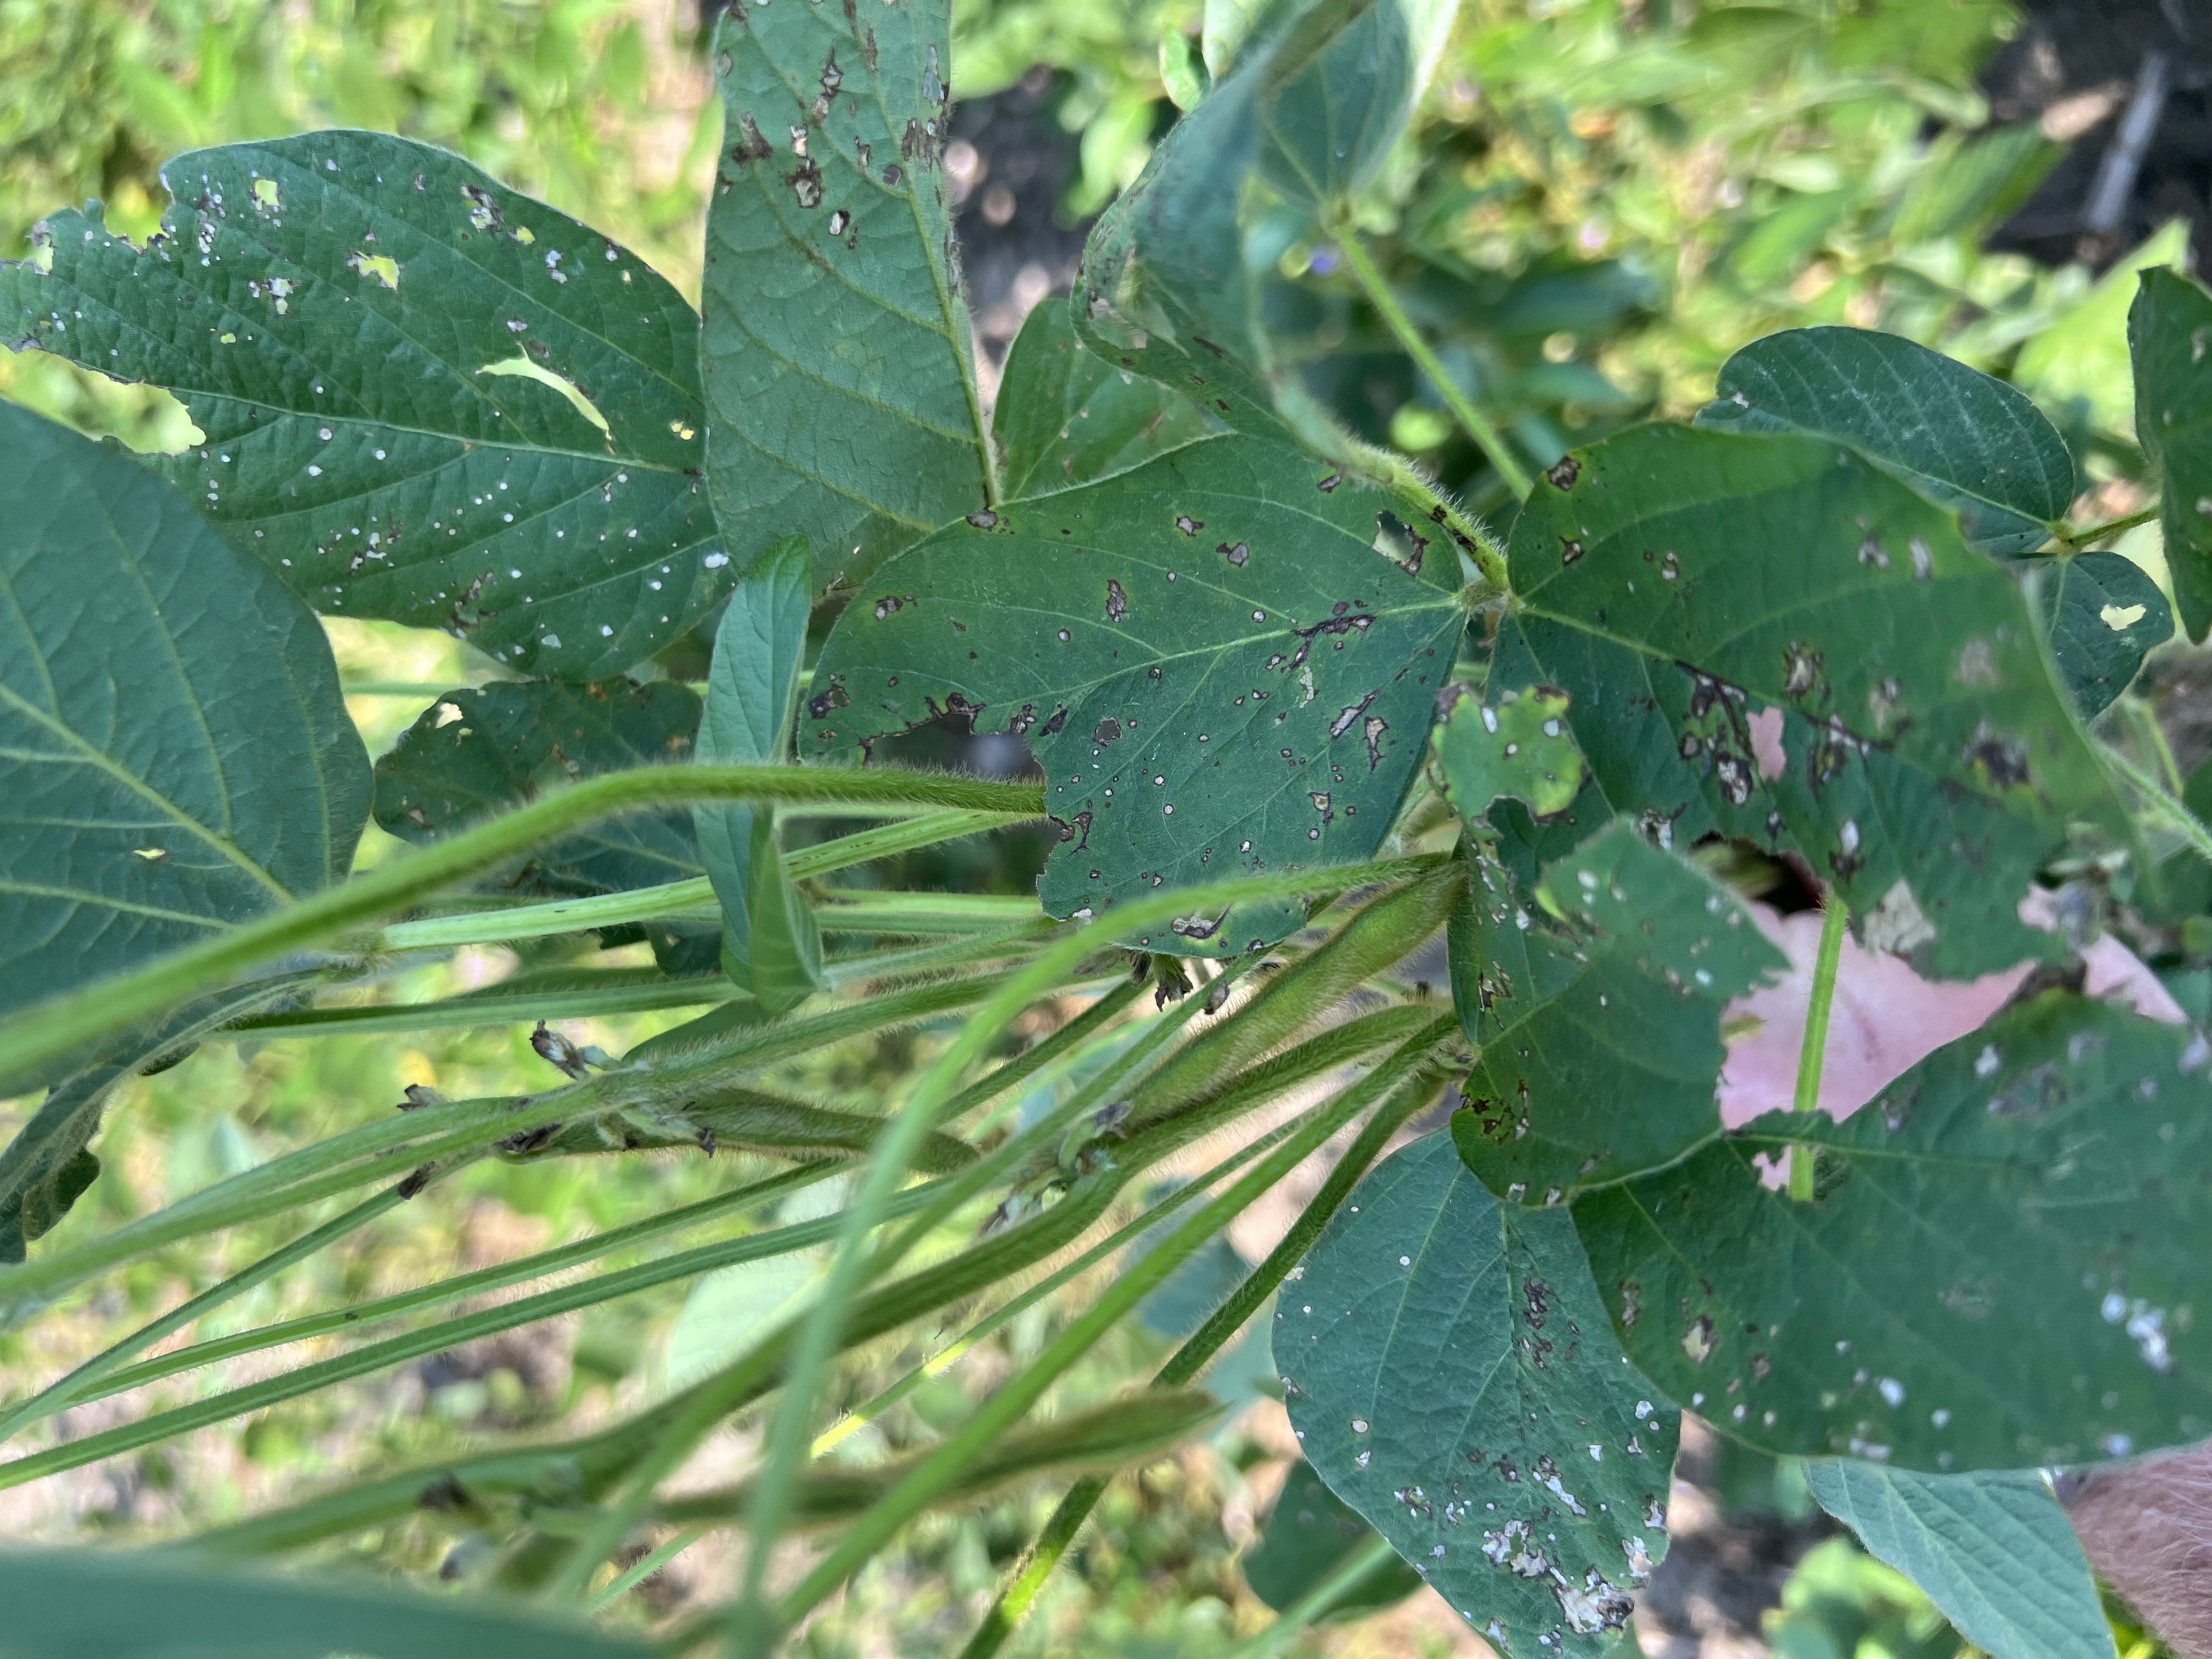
[702,0,992,592]
[805,434,1463,954]
[1284,1131,1681,1659]
[1496,423,2118,980]
[0,131,724,680]
[1575,993,2212,1470]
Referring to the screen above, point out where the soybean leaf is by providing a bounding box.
[1448,822,1785,1204]
[0,1548,655,1659]
[695,535,823,1012]
[1243,1460,1423,1623]
[0,132,724,680]
[994,297,1218,498]
[1250,0,1459,212]
[702,0,993,591]
[0,977,312,1261]
[1801,1461,2115,1659]
[1073,0,1455,439]
[2130,267,2212,642]
[1434,684,1586,820]
[1494,424,2121,980]
[1697,326,2074,556]
[373,678,715,969]
[2034,551,2171,718]
[0,402,369,1023]
[1283,1131,1680,1658]
[804,435,1464,953]
[1575,992,2212,1471]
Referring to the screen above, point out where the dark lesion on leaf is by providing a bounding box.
[1547,455,1582,490]
[731,115,775,165]
[1373,511,1427,575]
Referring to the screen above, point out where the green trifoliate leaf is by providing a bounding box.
[695,535,823,1013]
[994,297,1218,498]
[702,0,994,591]
[1697,326,2074,557]
[0,132,724,681]
[1250,0,1458,212]
[1494,423,2121,980]
[2034,550,2171,718]
[805,435,1464,954]
[373,679,715,970]
[1073,0,1455,441]
[1801,1461,2115,1659]
[0,402,369,1023]
[0,1548,657,1659]
[1282,1131,1681,1659]
[1575,992,2212,1471]
[1243,1460,1423,1623]
[1448,822,1785,1205]
[2130,267,2212,642]
[1434,684,1587,821]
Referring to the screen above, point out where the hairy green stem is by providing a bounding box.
[772,1024,1452,1639]
[0,766,1047,1091]
[13,1165,836,1430]
[2118,695,2187,798]
[0,1168,938,1492]
[1334,227,1536,506]
[1790,891,1849,1202]
[375,812,1032,951]
[227,973,741,1039]
[2106,743,2212,867]
[812,1110,1297,1457]
[0,1189,409,1446]
[956,1058,1446,1658]
[708,859,1445,1641]
[586,1526,708,1613]
[2055,505,2159,549]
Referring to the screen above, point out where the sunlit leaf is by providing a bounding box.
[1284,1131,1680,1658]
[1493,423,2121,979]
[1576,993,2212,1470]
[805,435,1463,953]
[702,0,994,590]
[0,132,724,680]
[1433,683,1585,820]
[1697,325,2073,556]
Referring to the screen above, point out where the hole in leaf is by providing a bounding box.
[476,356,611,436]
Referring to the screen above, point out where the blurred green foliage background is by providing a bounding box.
[0,0,2171,1652]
